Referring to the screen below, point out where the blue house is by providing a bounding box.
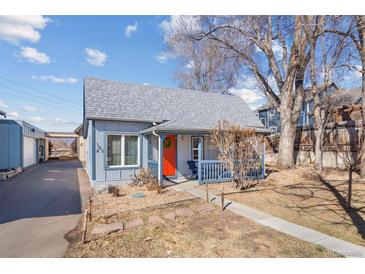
[81,77,268,190]
[256,83,339,133]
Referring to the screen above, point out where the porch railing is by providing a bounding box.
[198,154,265,184]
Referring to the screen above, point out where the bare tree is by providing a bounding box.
[169,34,240,94]
[303,16,348,171]
[325,16,365,174]
[167,16,310,169]
[210,120,263,190]
[336,124,365,209]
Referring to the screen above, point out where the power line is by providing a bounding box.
[0,84,81,112]
[0,85,82,113]
[0,76,81,107]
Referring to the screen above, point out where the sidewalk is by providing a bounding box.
[171,181,365,258]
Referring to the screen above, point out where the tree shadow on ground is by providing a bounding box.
[269,171,365,241]
[318,174,365,240]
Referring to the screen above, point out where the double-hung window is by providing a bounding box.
[191,136,204,161]
[107,134,139,167]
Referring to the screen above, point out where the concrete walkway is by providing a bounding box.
[171,181,365,258]
[0,160,92,257]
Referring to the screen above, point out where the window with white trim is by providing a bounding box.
[269,108,276,116]
[191,136,204,161]
[107,134,139,167]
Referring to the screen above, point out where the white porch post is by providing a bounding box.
[158,134,164,185]
[142,134,149,169]
[198,135,202,183]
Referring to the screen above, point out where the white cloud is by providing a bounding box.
[0,99,8,109]
[186,60,195,70]
[142,83,150,86]
[8,111,20,118]
[0,15,50,44]
[155,51,175,63]
[40,117,80,128]
[85,48,107,66]
[344,65,362,81]
[21,105,38,112]
[159,16,200,42]
[29,116,44,123]
[230,88,266,110]
[255,40,283,61]
[19,47,51,64]
[272,40,283,60]
[125,22,138,37]
[31,75,78,84]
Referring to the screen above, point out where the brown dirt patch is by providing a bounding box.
[92,184,195,217]
[65,197,339,258]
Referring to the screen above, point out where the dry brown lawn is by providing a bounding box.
[92,184,195,216]
[65,185,339,258]
[224,166,365,247]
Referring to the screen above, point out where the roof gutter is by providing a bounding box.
[86,116,163,124]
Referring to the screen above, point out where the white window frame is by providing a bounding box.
[260,117,267,127]
[269,108,276,116]
[191,136,204,161]
[105,133,140,168]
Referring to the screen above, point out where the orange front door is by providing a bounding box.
[163,135,176,176]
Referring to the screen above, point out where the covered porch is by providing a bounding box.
[142,131,265,186]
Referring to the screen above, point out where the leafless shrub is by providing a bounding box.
[131,168,161,194]
[107,185,124,197]
[210,120,263,190]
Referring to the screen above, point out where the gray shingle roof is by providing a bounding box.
[84,77,265,131]
[330,88,362,107]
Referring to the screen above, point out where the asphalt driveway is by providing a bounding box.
[0,160,92,257]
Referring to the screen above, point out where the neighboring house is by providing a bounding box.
[74,124,87,166]
[0,119,48,173]
[327,88,363,123]
[82,77,269,190]
[262,87,363,168]
[257,83,339,133]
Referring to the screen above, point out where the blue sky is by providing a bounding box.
[0,15,362,132]
[0,16,182,131]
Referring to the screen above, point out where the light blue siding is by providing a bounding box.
[86,120,93,180]
[91,120,152,189]
[0,120,22,170]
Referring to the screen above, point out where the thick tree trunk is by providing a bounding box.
[277,108,296,169]
[358,17,365,177]
[313,94,324,171]
[359,57,365,176]
[314,124,324,171]
[348,167,353,209]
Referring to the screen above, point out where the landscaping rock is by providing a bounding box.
[148,215,164,225]
[92,222,124,235]
[175,208,194,217]
[164,212,176,220]
[130,192,145,199]
[125,218,144,229]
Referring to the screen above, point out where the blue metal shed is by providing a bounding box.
[0,119,47,171]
